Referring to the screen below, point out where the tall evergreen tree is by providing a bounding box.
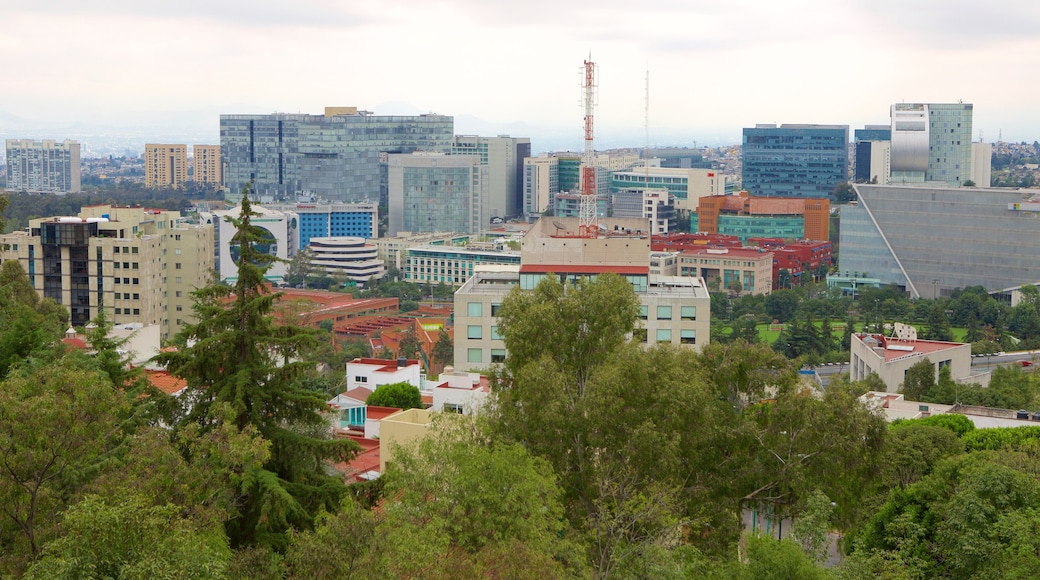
[155,191,357,549]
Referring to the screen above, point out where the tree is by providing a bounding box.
[901,359,936,401]
[365,381,422,409]
[833,181,856,203]
[765,290,799,323]
[431,328,453,373]
[0,360,126,561]
[962,179,976,187]
[0,260,68,379]
[285,247,317,289]
[154,192,357,549]
[24,494,232,579]
[921,302,953,342]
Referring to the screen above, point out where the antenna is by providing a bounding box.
[578,56,599,238]
[644,69,650,182]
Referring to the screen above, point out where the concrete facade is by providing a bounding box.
[192,144,221,185]
[144,143,188,188]
[452,135,530,220]
[5,139,81,193]
[850,333,973,393]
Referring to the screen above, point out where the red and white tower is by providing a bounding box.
[578,57,599,238]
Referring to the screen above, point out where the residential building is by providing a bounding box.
[452,135,530,220]
[677,246,773,295]
[693,193,830,242]
[387,152,488,236]
[220,107,453,202]
[5,139,81,193]
[431,367,490,415]
[850,332,974,393]
[839,184,1040,297]
[453,216,711,371]
[265,202,377,250]
[0,204,213,339]
[144,143,188,188]
[611,167,726,211]
[192,144,221,185]
[612,189,676,234]
[346,356,425,395]
[403,245,520,287]
[741,124,849,199]
[379,408,434,471]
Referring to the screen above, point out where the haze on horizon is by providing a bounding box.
[3,0,1040,152]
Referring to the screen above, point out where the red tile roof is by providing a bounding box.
[366,406,402,421]
[335,435,381,482]
[145,370,188,395]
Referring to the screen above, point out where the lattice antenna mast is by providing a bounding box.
[578,56,599,238]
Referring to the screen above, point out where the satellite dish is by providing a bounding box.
[552,219,566,231]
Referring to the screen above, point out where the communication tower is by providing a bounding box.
[578,57,599,238]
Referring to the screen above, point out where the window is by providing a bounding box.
[680,329,696,345]
[175,291,182,297]
[657,305,672,320]
[114,262,121,269]
[114,247,120,254]
[123,262,130,269]
[355,376,367,383]
[656,329,672,343]
[491,303,502,316]
[175,249,181,255]
[132,278,139,284]
[132,293,139,300]
[638,305,648,320]
[132,262,139,269]
[176,305,183,312]
[175,263,182,270]
[467,302,482,317]
[491,349,506,363]
[467,325,482,339]
[490,326,502,340]
[444,403,464,414]
[634,328,647,343]
[681,306,696,321]
[467,348,482,363]
[114,308,121,314]
[132,308,140,315]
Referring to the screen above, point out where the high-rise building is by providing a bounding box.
[612,189,675,234]
[452,135,530,220]
[522,156,558,217]
[839,184,1040,297]
[144,144,188,188]
[0,205,212,339]
[386,152,488,236]
[5,139,81,193]
[192,144,222,186]
[889,103,977,185]
[741,124,849,198]
[220,107,454,202]
[854,125,892,184]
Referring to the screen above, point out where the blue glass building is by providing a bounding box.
[266,203,378,250]
[741,124,849,198]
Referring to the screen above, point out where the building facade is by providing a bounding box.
[386,153,488,236]
[404,245,520,287]
[452,216,711,371]
[220,107,454,202]
[839,184,1040,297]
[452,135,530,220]
[0,205,212,339]
[192,144,222,185]
[5,139,81,193]
[741,124,849,198]
[144,144,188,188]
[850,333,972,393]
[678,247,773,295]
[369,232,472,270]
[306,237,385,283]
[889,103,980,186]
[265,202,377,250]
[522,155,558,217]
[611,167,725,211]
[203,204,295,283]
[612,189,676,234]
[693,193,830,242]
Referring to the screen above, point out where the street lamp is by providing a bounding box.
[932,279,940,300]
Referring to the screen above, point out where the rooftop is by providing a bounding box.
[855,333,968,363]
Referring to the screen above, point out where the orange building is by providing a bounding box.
[694,192,829,242]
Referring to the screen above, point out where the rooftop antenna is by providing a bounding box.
[644,69,650,182]
[578,55,599,238]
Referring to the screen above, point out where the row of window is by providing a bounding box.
[637,305,697,321]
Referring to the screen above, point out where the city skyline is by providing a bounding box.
[3,0,1040,153]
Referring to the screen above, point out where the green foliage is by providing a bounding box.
[0,260,68,378]
[0,359,126,561]
[793,490,835,563]
[900,359,936,401]
[365,381,422,409]
[765,290,800,323]
[154,192,357,549]
[963,426,1040,452]
[891,413,975,437]
[24,494,232,579]
[431,328,453,371]
[881,425,965,490]
[742,533,833,579]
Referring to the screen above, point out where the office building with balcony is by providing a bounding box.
[741,124,849,199]
[0,205,212,339]
[5,139,81,193]
[220,107,453,202]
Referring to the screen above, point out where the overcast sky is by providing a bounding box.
[3,0,1040,150]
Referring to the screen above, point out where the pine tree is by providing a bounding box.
[155,191,357,549]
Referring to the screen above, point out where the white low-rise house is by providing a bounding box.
[346,357,424,392]
[431,366,490,415]
[850,329,983,392]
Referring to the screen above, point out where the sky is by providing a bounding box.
[3,0,1040,153]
